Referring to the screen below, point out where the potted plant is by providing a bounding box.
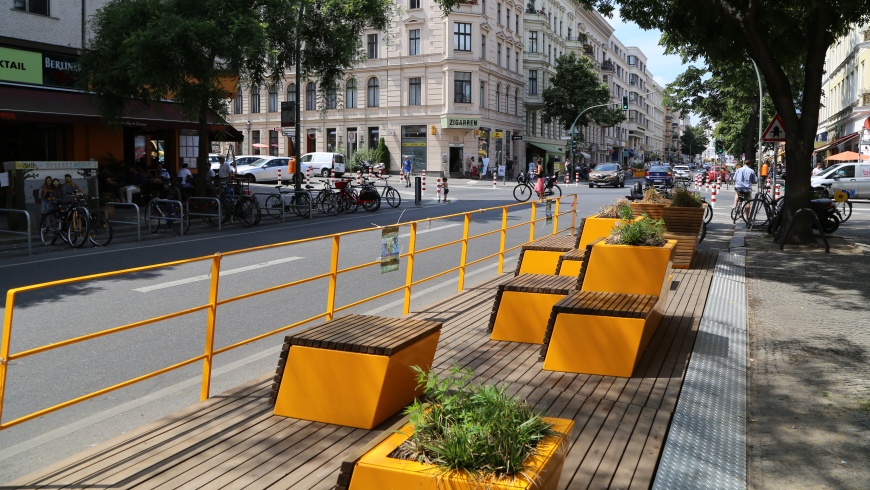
[631,162,646,178]
[662,187,705,235]
[629,186,670,220]
[348,366,574,489]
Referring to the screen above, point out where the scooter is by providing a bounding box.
[769,197,839,235]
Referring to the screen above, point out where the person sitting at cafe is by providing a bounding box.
[177,163,194,189]
[61,174,82,199]
[120,166,147,203]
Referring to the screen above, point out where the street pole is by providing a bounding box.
[293,4,304,191]
[749,57,764,177]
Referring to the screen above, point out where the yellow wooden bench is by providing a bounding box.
[515,215,628,276]
[661,205,706,269]
[271,314,442,429]
[539,239,676,377]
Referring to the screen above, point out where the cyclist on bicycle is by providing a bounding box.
[732,161,757,208]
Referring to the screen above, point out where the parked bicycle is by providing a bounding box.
[513,173,562,202]
[39,192,112,247]
[264,181,312,219]
[335,178,381,213]
[205,180,260,227]
[374,176,401,208]
[305,179,340,216]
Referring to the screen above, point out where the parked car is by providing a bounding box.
[299,152,346,178]
[645,165,673,187]
[813,162,870,198]
[213,155,262,171]
[234,156,292,183]
[673,165,691,181]
[587,163,625,188]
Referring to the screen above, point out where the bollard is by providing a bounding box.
[575,172,580,187]
[377,167,382,179]
[356,171,361,186]
[306,166,311,186]
[775,183,781,199]
[492,169,497,189]
[368,166,373,181]
[422,170,426,195]
[436,178,442,203]
[331,168,336,185]
[399,166,404,182]
[278,168,282,184]
[564,172,569,186]
[711,186,717,208]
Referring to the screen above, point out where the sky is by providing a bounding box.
[608,11,686,89]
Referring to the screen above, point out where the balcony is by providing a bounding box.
[583,44,594,56]
[863,29,870,42]
[601,60,615,72]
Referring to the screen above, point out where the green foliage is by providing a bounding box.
[606,218,667,247]
[598,199,634,219]
[377,137,391,173]
[348,147,379,172]
[679,124,710,157]
[669,187,703,208]
[393,366,555,481]
[541,52,625,133]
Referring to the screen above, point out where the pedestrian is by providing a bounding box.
[732,161,757,210]
[217,156,233,183]
[61,174,82,198]
[533,157,545,199]
[177,163,193,189]
[39,176,55,214]
[760,160,769,189]
[442,177,449,203]
[812,162,823,176]
[564,159,572,182]
[402,156,412,187]
[506,158,514,180]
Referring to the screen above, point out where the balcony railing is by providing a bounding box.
[583,44,594,55]
[601,61,615,72]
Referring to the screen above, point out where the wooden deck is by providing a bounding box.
[5,251,718,490]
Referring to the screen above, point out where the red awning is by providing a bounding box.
[0,83,243,141]
[812,132,858,154]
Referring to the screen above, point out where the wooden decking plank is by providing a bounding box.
[557,397,615,489]
[568,400,633,488]
[608,406,659,489]
[627,408,673,490]
[587,403,644,489]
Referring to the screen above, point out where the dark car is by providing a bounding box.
[645,165,673,187]
[588,163,625,188]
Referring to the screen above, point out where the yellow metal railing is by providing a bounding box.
[0,195,576,430]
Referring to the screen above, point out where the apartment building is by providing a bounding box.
[228,0,525,178]
[814,23,870,163]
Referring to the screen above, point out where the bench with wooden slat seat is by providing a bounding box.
[539,240,676,378]
[487,242,596,344]
[272,314,442,429]
[554,247,588,276]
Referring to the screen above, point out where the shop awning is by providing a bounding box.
[578,151,591,158]
[812,132,858,154]
[0,84,243,141]
[527,141,565,154]
[626,149,639,157]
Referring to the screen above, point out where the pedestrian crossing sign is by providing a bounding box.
[761,114,786,142]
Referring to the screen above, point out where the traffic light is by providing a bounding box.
[715,139,724,154]
[622,96,629,110]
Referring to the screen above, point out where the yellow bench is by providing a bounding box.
[539,240,676,377]
[271,314,442,429]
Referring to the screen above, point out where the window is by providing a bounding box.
[367,34,378,59]
[507,9,510,30]
[409,0,420,8]
[269,130,279,156]
[528,70,538,95]
[504,86,509,113]
[250,86,260,113]
[497,3,502,24]
[409,29,421,55]
[345,79,357,108]
[515,52,519,73]
[514,88,519,115]
[480,82,485,108]
[325,85,337,109]
[287,85,297,109]
[453,22,471,51]
[268,85,278,112]
[454,72,472,103]
[496,84,501,112]
[409,77,421,106]
[506,47,511,70]
[305,82,316,110]
[233,86,243,114]
[497,43,502,66]
[481,35,486,60]
[529,31,538,53]
[628,55,637,66]
[13,0,48,15]
[516,10,520,32]
[252,131,261,155]
[367,77,380,107]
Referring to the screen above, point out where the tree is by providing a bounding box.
[679,124,709,161]
[590,0,870,243]
[80,0,391,192]
[541,52,625,135]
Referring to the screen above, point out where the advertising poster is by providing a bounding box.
[380,226,400,273]
[545,201,553,225]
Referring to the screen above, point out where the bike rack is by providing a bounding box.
[104,202,141,242]
[186,197,222,231]
[253,192,286,223]
[147,199,185,236]
[0,208,31,255]
[778,207,830,253]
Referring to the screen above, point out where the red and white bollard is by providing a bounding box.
[306,166,311,186]
[775,183,781,199]
[356,171,361,186]
[277,168,282,184]
[422,170,426,194]
[564,171,569,186]
[711,186,717,208]
[399,167,404,182]
[492,169,497,189]
[575,172,580,187]
[377,167,382,179]
[330,168,336,186]
[436,178,442,203]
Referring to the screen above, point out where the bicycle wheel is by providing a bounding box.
[203,198,225,226]
[546,184,562,198]
[264,194,284,219]
[822,214,840,234]
[384,187,401,208]
[698,221,707,243]
[513,184,532,202]
[146,201,161,233]
[319,192,339,216]
[66,210,89,248]
[730,201,741,223]
[362,194,381,212]
[744,197,770,227]
[704,203,713,224]
[237,197,260,227]
[341,189,359,213]
[837,200,852,222]
[39,211,61,245]
[291,193,311,218]
[88,214,113,246]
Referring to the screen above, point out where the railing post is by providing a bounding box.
[403,222,417,315]
[571,194,578,236]
[200,253,222,401]
[553,197,561,234]
[326,235,340,320]
[458,213,471,291]
[0,289,17,425]
[498,206,508,274]
[529,201,537,242]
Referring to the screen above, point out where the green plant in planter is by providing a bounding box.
[606,216,666,246]
[597,199,634,220]
[669,187,703,208]
[392,365,555,481]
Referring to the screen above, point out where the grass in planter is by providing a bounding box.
[669,187,703,207]
[639,187,672,205]
[606,216,666,246]
[391,365,555,483]
[598,199,634,219]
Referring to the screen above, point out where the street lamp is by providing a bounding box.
[246,120,252,155]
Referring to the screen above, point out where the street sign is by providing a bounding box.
[761,114,786,142]
[560,136,571,140]
[511,135,523,140]
[282,128,295,136]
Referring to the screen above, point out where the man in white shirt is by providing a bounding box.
[732,161,757,208]
[812,162,823,176]
[218,156,233,181]
[178,163,193,189]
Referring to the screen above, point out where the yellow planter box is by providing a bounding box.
[581,240,676,298]
[349,417,574,490]
[556,215,634,276]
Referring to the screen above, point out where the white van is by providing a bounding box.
[826,163,870,199]
[300,152,346,177]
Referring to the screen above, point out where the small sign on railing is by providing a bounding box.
[380,226,399,273]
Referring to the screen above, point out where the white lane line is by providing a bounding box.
[401,223,461,238]
[134,256,304,292]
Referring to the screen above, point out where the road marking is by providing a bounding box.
[400,223,460,238]
[134,256,304,292]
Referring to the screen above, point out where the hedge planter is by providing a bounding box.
[347,417,574,490]
[661,206,705,235]
[629,202,666,220]
[556,214,636,277]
